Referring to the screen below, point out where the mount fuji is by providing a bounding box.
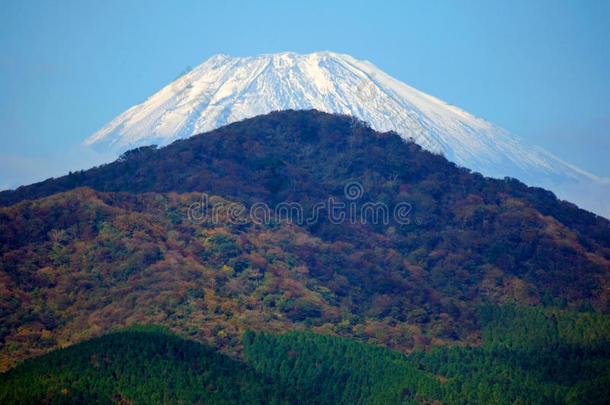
[85,51,609,217]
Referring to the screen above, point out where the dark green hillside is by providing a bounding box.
[243,304,610,405]
[1,306,608,405]
[0,325,306,405]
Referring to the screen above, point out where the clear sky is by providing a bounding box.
[1,0,609,190]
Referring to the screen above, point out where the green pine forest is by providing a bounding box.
[1,304,609,404]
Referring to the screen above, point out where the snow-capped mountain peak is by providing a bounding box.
[85,51,608,217]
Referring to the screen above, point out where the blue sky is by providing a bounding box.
[1,0,609,189]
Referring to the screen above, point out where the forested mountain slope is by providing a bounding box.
[0,111,609,370]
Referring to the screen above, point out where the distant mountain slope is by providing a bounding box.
[0,111,608,370]
[83,51,609,216]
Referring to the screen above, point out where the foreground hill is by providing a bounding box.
[0,326,305,405]
[2,305,609,404]
[0,110,609,369]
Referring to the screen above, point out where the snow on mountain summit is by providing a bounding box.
[85,51,609,217]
